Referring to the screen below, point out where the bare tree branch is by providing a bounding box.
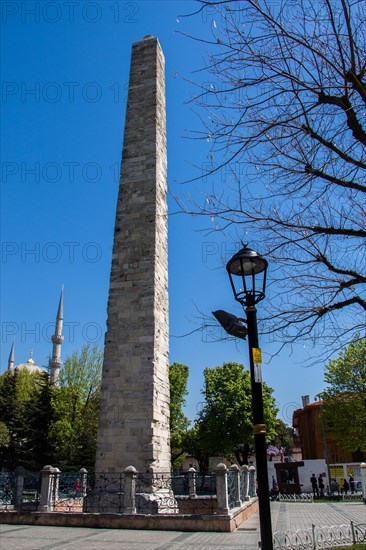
[178,0,366,351]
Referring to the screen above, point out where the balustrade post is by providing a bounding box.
[79,468,88,498]
[188,467,197,498]
[248,466,257,497]
[215,463,229,514]
[123,465,137,514]
[53,467,61,504]
[241,464,250,501]
[14,466,25,509]
[38,465,56,512]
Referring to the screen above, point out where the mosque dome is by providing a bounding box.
[14,350,45,375]
[7,287,64,384]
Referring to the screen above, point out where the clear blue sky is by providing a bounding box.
[1,0,328,425]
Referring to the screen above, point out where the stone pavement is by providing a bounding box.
[0,502,365,550]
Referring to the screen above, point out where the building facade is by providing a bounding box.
[292,395,366,463]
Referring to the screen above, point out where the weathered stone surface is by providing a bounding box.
[0,498,259,531]
[95,36,171,474]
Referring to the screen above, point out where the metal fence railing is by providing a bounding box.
[273,522,366,550]
[0,472,15,509]
[0,464,255,516]
[277,492,363,503]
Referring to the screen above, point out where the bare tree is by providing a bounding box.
[180,0,366,352]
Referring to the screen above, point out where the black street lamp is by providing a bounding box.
[225,245,273,550]
[212,310,248,340]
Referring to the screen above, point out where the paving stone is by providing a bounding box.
[1,502,365,550]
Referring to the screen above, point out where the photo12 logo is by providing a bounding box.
[202,241,238,266]
[1,81,128,104]
[1,161,122,184]
[1,320,142,347]
[1,321,103,345]
[1,2,139,24]
[281,401,301,424]
[200,3,242,25]
[2,241,106,264]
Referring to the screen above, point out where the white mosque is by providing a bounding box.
[7,287,64,385]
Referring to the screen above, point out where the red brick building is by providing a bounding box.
[292,395,366,463]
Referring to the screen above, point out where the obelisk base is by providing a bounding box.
[136,490,178,514]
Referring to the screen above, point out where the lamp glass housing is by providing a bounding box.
[226,246,268,305]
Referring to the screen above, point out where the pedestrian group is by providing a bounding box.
[310,473,356,496]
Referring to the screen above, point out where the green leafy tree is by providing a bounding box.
[0,422,10,447]
[169,362,190,468]
[0,372,18,468]
[321,337,366,452]
[0,370,53,469]
[0,344,102,471]
[21,372,56,469]
[182,425,210,472]
[50,343,103,470]
[58,344,102,400]
[197,362,278,465]
[0,421,10,466]
[267,419,295,460]
[273,420,292,447]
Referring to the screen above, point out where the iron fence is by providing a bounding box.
[134,471,216,514]
[54,472,85,512]
[0,472,14,509]
[172,471,216,514]
[0,468,234,516]
[227,469,237,509]
[278,492,363,503]
[278,493,313,503]
[83,472,125,514]
[21,471,41,511]
[273,522,366,550]
[240,469,246,502]
[134,472,178,514]
[195,472,216,496]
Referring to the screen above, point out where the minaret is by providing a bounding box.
[8,339,15,375]
[49,286,64,384]
[95,36,171,475]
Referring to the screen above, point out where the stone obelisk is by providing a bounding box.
[95,36,171,474]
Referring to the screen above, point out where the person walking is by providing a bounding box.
[318,474,325,496]
[342,478,350,495]
[74,479,80,496]
[349,474,355,494]
[330,479,340,495]
[310,473,319,497]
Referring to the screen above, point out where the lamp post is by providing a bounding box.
[226,245,273,550]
